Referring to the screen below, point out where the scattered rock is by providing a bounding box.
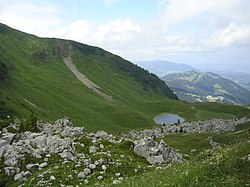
[147,155,164,165]
[207,137,219,148]
[113,179,121,185]
[115,173,121,177]
[97,175,103,180]
[39,162,48,169]
[1,117,249,184]
[133,138,184,165]
[84,168,91,176]
[101,165,107,171]
[89,146,97,154]
[95,131,109,140]
[89,164,96,169]
[77,172,85,179]
[50,175,56,181]
[124,118,250,139]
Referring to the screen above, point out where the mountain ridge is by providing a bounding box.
[0,23,179,132]
[162,71,250,105]
[136,60,199,77]
[1,23,250,134]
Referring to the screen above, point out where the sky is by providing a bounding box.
[0,0,250,72]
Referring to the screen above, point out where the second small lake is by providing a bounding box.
[153,113,185,125]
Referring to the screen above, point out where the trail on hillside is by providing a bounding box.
[63,55,113,102]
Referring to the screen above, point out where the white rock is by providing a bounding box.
[89,146,97,154]
[115,173,121,177]
[147,155,164,165]
[113,179,121,185]
[95,130,109,140]
[101,165,107,171]
[4,167,20,176]
[68,174,74,180]
[77,171,85,179]
[83,168,91,176]
[50,176,56,181]
[97,175,103,180]
[59,151,75,161]
[89,164,96,169]
[14,173,24,181]
[39,162,48,168]
[100,144,104,149]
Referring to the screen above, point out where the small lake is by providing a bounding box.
[153,113,185,125]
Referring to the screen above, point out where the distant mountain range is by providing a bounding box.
[162,71,250,105]
[213,71,250,91]
[136,60,198,77]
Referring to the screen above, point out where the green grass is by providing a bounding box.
[1,23,250,134]
[117,141,250,187]
[161,122,250,154]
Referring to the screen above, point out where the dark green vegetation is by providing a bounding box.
[162,71,250,105]
[118,122,250,187]
[0,23,250,133]
[0,60,8,82]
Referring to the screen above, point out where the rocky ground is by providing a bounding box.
[123,117,250,139]
[0,117,249,186]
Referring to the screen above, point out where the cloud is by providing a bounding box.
[94,19,141,46]
[154,0,250,52]
[211,23,250,47]
[53,20,95,43]
[161,0,241,26]
[45,19,141,52]
[0,1,61,36]
[1,0,250,63]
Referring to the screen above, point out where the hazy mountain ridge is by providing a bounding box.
[162,71,250,105]
[136,60,198,77]
[214,71,250,91]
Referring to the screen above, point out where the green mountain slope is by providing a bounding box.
[162,71,250,105]
[0,23,250,133]
[0,23,179,132]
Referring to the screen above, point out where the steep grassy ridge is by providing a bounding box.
[0,23,177,133]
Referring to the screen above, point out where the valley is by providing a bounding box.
[0,23,250,187]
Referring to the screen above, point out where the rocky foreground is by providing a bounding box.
[0,117,249,186]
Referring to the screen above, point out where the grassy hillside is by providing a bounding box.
[0,23,250,133]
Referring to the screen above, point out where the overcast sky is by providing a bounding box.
[0,0,250,72]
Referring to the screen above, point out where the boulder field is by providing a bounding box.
[0,117,249,185]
